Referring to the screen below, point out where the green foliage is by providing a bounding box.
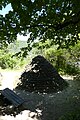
[65,63,79,75]
[0,55,16,69]
[42,41,80,75]
[0,50,26,69]
[0,0,80,50]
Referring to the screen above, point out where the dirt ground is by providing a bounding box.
[0,70,80,120]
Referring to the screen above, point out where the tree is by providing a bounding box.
[0,0,80,50]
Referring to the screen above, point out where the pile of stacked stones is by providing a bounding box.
[18,55,68,93]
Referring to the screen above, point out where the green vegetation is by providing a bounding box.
[0,0,80,74]
[8,40,28,54]
[0,40,32,70]
[0,40,80,76]
[0,1,80,119]
[0,0,80,52]
[32,40,80,75]
[0,49,27,70]
[44,47,80,75]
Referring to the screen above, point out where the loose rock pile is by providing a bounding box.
[18,55,68,93]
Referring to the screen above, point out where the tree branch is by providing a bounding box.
[55,11,80,30]
[25,11,80,31]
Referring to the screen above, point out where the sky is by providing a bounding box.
[0,4,12,16]
[0,4,29,41]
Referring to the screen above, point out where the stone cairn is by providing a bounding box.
[18,55,68,93]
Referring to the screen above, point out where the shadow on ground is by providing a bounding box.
[0,78,80,120]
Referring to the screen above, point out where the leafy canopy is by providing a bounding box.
[0,0,80,49]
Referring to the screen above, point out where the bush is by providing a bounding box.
[43,42,80,75]
[0,50,26,69]
[65,62,80,75]
[0,53,17,69]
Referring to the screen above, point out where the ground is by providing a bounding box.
[0,70,80,120]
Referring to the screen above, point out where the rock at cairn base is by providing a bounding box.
[18,55,68,93]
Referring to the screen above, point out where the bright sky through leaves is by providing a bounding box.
[0,4,28,41]
[0,4,12,16]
